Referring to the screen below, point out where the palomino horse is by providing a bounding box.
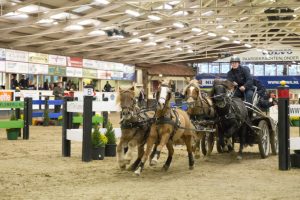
[134,80,195,176]
[116,87,152,170]
[211,79,250,159]
[183,79,216,157]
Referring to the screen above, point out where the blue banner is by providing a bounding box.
[123,73,135,81]
[196,73,300,89]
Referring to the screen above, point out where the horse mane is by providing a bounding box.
[116,86,135,105]
[183,79,200,96]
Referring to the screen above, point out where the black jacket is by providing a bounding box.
[227,66,253,90]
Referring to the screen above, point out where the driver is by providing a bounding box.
[227,56,254,103]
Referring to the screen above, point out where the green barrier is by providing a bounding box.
[0,101,24,109]
[0,120,24,128]
[72,115,103,124]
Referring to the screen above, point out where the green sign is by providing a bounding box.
[48,66,66,76]
[83,68,97,79]
[0,101,24,108]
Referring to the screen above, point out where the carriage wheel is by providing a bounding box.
[270,124,279,155]
[201,133,215,156]
[258,120,270,159]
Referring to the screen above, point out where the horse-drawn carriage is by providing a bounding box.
[184,79,278,159]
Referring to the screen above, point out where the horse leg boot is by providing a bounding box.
[162,141,174,171]
[150,132,170,166]
[129,145,144,171]
[237,126,246,160]
[134,135,156,176]
[117,140,126,169]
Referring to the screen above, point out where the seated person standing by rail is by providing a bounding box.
[227,56,254,103]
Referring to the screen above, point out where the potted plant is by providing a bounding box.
[290,116,300,126]
[6,111,20,140]
[92,124,107,160]
[104,121,117,157]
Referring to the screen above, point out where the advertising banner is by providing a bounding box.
[196,74,300,89]
[111,71,123,80]
[83,59,98,69]
[123,73,135,81]
[97,61,109,70]
[215,44,300,62]
[28,63,48,74]
[125,64,135,73]
[106,71,112,79]
[67,57,83,68]
[48,55,67,66]
[66,67,82,77]
[97,70,107,79]
[6,61,28,74]
[83,68,97,78]
[48,66,66,76]
[6,49,28,62]
[0,91,13,101]
[0,61,5,72]
[0,48,5,61]
[28,52,48,64]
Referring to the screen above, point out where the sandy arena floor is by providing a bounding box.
[1,112,300,200]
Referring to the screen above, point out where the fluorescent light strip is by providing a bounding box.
[191,27,201,32]
[228,29,235,33]
[233,40,241,44]
[173,22,184,28]
[221,36,230,41]
[125,9,140,17]
[207,32,217,37]
[244,44,252,48]
[148,15,161,21]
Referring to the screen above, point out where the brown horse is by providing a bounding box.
[183,79,216,157]
[116,86,152,170]
[134,80,195,176]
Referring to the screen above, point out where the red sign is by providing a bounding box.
[278,88,289,99]
[67,57,83,68]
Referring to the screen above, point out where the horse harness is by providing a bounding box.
[154,108,180,140]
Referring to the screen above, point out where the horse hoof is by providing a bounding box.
[162,165,169,171]
[237,155,242,160]
[189,165,194,170]
[123,160,130,165]
[134,168,141,176]
[150,159,158,166]
[119,164,126,170]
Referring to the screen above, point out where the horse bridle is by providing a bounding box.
[120,90,136,118]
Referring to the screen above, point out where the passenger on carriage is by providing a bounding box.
[227,56,254,103]
[253,79,277,110]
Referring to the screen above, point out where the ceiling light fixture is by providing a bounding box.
[221,36,230,41]
[64,24,84,32]
[233,40,241,44]
[228,29,235,33]
[88,30,106,36]
[128,38,142,43]
[207,32,217,37]
[173,22,184,28]
[125,9,140,17]
[92,0,110,5]
[191,27,201,32]
[216,25,223,29]
[148,15,161,21]
[145,42,157,46]
[244,44,252,48]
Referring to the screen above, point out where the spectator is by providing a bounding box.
[103,81,112,92]
[53,82,64,113]
[138,88,146,108]
[43,79,49,90]
[10,74,18,90]
[227,56,254,103]
[19,75,26,89]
